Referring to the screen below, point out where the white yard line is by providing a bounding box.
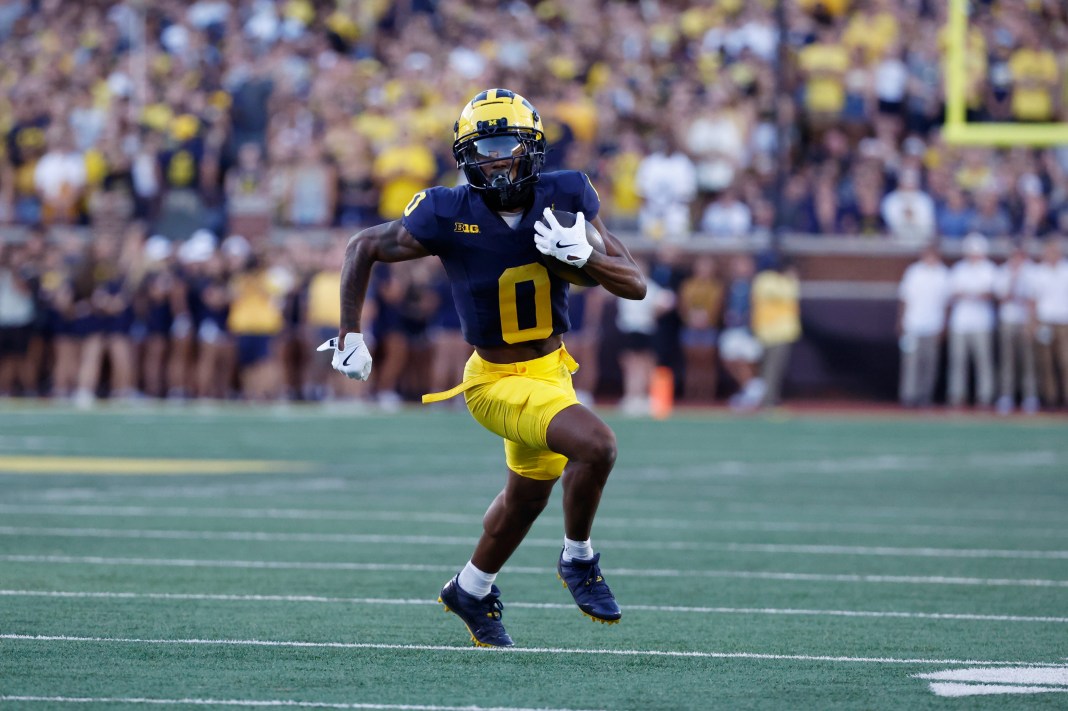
[926,683,1068,697]
[0,697,602,711]
[2,504,1065,538]
[4,554,1067,588]
[915,667,1068,698]
[3,589,1065,624]
[2,526,1066,560]
[915,668,1068,684]
[3,634,1066,667]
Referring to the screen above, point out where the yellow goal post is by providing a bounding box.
[944,0,1068,146]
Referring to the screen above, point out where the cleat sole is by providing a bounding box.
[559,572,621,624]
[440,594,509,648]
[582,610,621,625]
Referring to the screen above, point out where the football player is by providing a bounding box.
[321,89,646,646]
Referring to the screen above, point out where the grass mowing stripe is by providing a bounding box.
[0,504,478,526]
[5,589,1066,624]
[5,554,1067,587]
[0,455,313,475]
[726,501,1068,525]
[4,504,1067,538]
[5,634,1067,667]
[20,488,1065,526]
[0,697,604,711]
[4,526,1067,560]
[622,451,1063,480]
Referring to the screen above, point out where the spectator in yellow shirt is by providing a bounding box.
[842,0,899,65]
[1008,32,1059,122]
[303,239,371,401]
[751,254,801,407]
[603,130,644,228]
[373,126,438,220]
[677,255,724,403]
[797,0,851,20]
[228,254,285,400]
[798,24,850,126]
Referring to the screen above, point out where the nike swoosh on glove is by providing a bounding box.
[533,208,594,268]
[317,332,373,380]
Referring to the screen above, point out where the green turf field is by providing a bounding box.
[1,403,1066,710]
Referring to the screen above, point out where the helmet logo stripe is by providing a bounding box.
[453,89,546,210]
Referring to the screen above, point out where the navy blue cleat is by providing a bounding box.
[557,550,622,624]
[438,576,514,647]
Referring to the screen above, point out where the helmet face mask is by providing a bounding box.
[453,89,546,210]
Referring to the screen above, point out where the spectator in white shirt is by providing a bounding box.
[635,132,697,241]
[615,259,677,416]
[874,45,908,120]
[33,127,87,225]
[993,245,1039,414]
[947,233,998,408]
[685,88,746,195]
[881,168,935,244]
[897,243,950,407]
[1030,238,1068,408]
[700,186,753,238]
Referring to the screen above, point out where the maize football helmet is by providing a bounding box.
[453,89,546,210]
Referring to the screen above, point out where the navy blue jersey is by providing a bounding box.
[401,170,599,347]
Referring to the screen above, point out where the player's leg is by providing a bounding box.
[545,404,616,542]
[471,470,556,573]
[546,403,622,623]
[439,469,554,649]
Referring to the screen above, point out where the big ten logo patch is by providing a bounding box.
[455,222,480,234]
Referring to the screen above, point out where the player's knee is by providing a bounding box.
[585,426,617,470]
[519,492,551,517]
[488,491,549,531]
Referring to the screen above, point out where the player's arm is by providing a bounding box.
[321,220,430,380]
[339,220,430,335]
[577,216,646,300]
[534,210,646,300]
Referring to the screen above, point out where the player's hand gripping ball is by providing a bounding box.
[317,332,373,380]
[533,208,606,287]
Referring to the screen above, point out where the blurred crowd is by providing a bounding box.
[1,0,1068,409]
[0,0,1067,241]
[0,225,809,412]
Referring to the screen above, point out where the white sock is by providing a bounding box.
[562,537,594,562]
[457,560,496,598]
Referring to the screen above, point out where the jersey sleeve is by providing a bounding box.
[553,171,600,222]
[400,188,446,255]
[578,172,600,221]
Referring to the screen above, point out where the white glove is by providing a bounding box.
[317,332,373,380]
[534,208,593,268]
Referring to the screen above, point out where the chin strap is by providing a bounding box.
[481,182,533,211]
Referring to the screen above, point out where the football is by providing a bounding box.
[539,209,606,287]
